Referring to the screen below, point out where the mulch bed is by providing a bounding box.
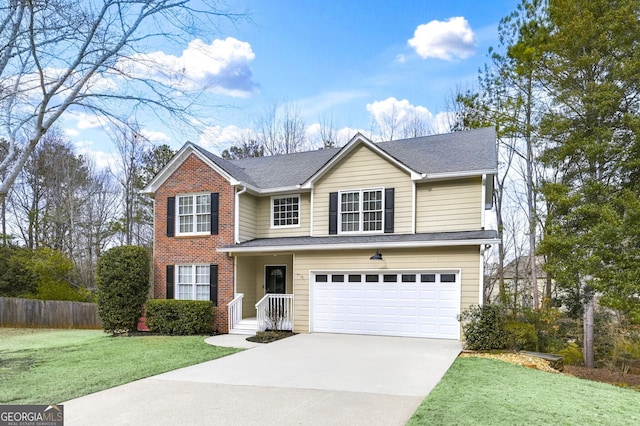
[563,365,640,390]
[246,330,295,343]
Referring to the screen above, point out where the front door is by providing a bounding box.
[265,266,286,294]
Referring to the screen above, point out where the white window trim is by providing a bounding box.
[338,188,385,234]
[176,192,211,236]
[175,264,210,300]
[270,194,301,229]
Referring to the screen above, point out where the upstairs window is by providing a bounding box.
[339,189,383,233]
[177,193,210,235]
[272,195,300,228]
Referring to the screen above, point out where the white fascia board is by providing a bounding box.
[416,169,497,182]
[304,135,419,186]
[239,184,309,196]
[141,143,234,194]
[217,237,502,253]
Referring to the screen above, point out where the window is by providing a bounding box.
[402,274,417,283]
[272,195,300,227]
[421,274,436,283]
[177,194,210,234]
[440,274,457,283]
[339,189,383,233]
[176,265,210,300]
[315,274,328,283]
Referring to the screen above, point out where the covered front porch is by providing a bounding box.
[227,254,294,335]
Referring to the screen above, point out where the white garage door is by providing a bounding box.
[311,271,461,339]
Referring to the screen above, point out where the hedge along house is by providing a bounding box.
[142,127,499,339]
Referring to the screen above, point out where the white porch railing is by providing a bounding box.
[255,294,294,332]
[227,293,244,332]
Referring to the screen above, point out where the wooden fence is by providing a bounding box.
[0,297,102,329]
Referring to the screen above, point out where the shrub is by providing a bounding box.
[505,321,539,351]
[0,246,37,297]
[459,304,509,350]
[96,245,150,335]
[145,299,214,335]
[558,342,583,365]
[28,248,90,302]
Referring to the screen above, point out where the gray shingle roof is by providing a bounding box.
[195,127,496,190]
[220,230,499,251]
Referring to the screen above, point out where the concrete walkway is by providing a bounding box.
[63,334,461,426]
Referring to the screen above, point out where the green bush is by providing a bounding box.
[505,321,539,351]
[96,245,150,335]
[558,342,583,365]
[0,246,37,297]
[459,304,509,350]
[28,248,90,302]
[145,299,214,335]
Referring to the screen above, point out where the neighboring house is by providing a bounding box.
[489,256,550,308]
[142,127,499,340]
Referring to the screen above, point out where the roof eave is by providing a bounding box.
[416,169,497,182]
[218,237,501,254]
[304,133,419,186]
[141,143,235,194]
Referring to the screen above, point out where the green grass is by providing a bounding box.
[408,357,640,426]
[0,328,241,404]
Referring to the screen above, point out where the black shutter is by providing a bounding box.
[166,197,175,237]
[210,193,219,235]
[384,188,395,233]
[329,192,338,235]
[210,264,218,306]
[166,265,174,299]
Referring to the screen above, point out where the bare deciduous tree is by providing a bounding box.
[0,0,241,199]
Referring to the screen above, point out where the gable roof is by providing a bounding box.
[143,127,497,194]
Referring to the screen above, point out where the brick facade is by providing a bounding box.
[153,153,234,333]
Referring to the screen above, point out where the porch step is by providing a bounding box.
[229,319,257,335]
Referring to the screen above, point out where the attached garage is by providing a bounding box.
[310,270,461,339]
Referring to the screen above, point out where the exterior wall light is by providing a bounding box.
[370,249,383,260]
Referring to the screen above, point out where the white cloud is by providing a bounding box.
[65,111,110,130]
[199,125,248,151]
[366,97,452,140]
[72,140,116,170]
[408,17,476,61]
[118,37,257,97]
[140,129,171,143]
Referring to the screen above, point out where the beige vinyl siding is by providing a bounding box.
[255,193,311,238]
[292,246,481,336]
[235,254,294,319]
[236,257,257,318]
[238,193,257,242]
[313,144,413,236]
[416,177,483,233]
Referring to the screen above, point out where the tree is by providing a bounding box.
[221,139,264,160]
[96,245,150,334]
[0,0,241,200]
[112,125,148,246]
[536,0,640,367]
[257,102,307,155]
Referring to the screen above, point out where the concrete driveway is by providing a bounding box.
[63,333,461,426]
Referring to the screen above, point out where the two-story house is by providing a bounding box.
[142,127,499,340]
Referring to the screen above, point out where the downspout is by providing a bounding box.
[234,186,247,244]
[481,174,487,229]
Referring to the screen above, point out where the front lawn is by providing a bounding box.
[409,357,640,425]
[0,328,241,404]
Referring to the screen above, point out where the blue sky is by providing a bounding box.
[63,0,520,167]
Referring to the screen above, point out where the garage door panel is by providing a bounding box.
[311,270,461,340]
